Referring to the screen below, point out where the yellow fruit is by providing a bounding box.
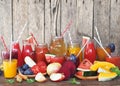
[98,72,117,81]
[90,61,115,71]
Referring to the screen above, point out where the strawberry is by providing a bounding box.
[37,61,47,73]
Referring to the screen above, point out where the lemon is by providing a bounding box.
[98,72,117,81]
[90,61,115,71]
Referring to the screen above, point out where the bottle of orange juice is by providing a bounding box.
[3,59,17,78]
[67,43,82,62]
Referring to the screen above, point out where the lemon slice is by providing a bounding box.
[98,72,117,81]
[90,61,115,71]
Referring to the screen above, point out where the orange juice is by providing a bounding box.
[96,47,111,61]
[67,43,82,62]
[3,59,17,78]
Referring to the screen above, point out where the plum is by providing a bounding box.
[108,43,115,52]
[24,68,33,75]
[22,64,29,70]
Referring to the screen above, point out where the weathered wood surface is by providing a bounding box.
[0,0,120,55]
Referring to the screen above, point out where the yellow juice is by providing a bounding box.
[3,59,17,78]
[67,43,82,62]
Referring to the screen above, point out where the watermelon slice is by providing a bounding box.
[77,59,93,71]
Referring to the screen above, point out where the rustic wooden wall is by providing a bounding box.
[0,0,120,56]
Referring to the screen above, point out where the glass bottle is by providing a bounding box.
[35,43,48,63]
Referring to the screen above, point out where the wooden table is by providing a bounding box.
[0,75,120,86]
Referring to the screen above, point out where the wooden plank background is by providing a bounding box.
[0,0,120,57]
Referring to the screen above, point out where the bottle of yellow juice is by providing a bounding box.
[67,43,82,62]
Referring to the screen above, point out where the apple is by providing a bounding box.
[47,62,62,75]
[50,73,65,82]
[35,73,47,82]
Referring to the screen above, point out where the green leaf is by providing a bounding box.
[69,78,80,84]
[6,79,15,84]
[110,67,120,76]
[26,78,35,83]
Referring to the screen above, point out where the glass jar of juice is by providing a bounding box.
[21,40,35,65]
[12,41,22,67]
[49,36,67,56]
[96,47,111,61]
[84,39,96,63]
[67,43,82,62]
[35,43,48,63]
[3,59,17,78]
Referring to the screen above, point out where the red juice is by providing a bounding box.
[35,43,48,63]
[12,41,22,67]
[84,39,96,63]
[106,56,120,68]
[21,41,34,66]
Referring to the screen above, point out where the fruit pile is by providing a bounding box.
[0,34,120,84]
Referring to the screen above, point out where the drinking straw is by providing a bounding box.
[94,37,111,58]
[16,22,28,42]
[76,38,90,58]
[95,26,102,44]
[60,20,72,37]
[9,35,12,62]
[68,31,73,45]
[30,32,39,46]
[0,35,8,52]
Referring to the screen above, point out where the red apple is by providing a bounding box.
[47,62,62,75]
[50,73,65,82]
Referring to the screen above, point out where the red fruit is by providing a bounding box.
[31,65,40,74]
[50,73,65,82]
[58,61,76,80]
[77,59,93,71]
[37,61,47,73]
[50,56,65,65]
[58,67,71,80]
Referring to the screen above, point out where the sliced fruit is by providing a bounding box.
[47,62,62,75]
[77,59,93,71]
[76,71,98,77]
[50,73,65,82]
[35,73,47,82]
[26,35,35,44]
[97,67,111,73]
[45,54,56,63]
[15,74,23,83]
[98,72,117,81]
[90,61,115,71]
[37,61,47,73]
[24,56,36,67]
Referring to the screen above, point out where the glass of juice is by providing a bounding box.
[49,36,67,56]
[84,39,96,63]
[3,59,17,78]
[12,41,22,67]
[35,43,48,63]
[96,47,111,61]
[106,56,120,68]
[21,40,35,65]
[67,43,82,62]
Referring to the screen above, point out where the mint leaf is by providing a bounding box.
[69,78,80,84]
[110,67,120,76]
